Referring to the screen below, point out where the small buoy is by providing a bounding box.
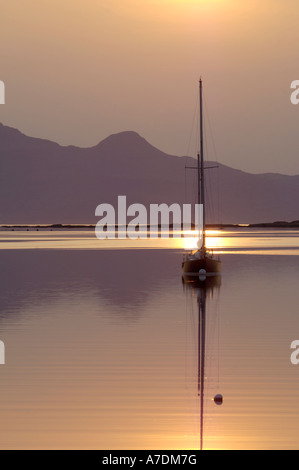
[214,394,223,406]
[199,269,207,281]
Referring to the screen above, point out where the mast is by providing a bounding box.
[199,78,206,249]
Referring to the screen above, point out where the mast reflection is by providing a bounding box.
[182,273,222,451]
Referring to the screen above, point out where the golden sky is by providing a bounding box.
[0,0,299,173]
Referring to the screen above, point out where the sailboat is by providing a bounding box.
[182,79,221,276]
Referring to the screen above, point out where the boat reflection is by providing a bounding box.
[182,273,222,450]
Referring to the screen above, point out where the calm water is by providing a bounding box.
[0,228,299,450]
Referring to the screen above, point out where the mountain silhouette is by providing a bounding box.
[0,123,298,224]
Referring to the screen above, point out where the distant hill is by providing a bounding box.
[0,123,298,224]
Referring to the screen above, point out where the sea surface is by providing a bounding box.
[0,228,299,450]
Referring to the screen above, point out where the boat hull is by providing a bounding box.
[182,256,221,276]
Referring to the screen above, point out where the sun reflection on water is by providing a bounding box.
[182,230,223,251]
[1,229,299,255]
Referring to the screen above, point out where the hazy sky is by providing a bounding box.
[0,0,299,174]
